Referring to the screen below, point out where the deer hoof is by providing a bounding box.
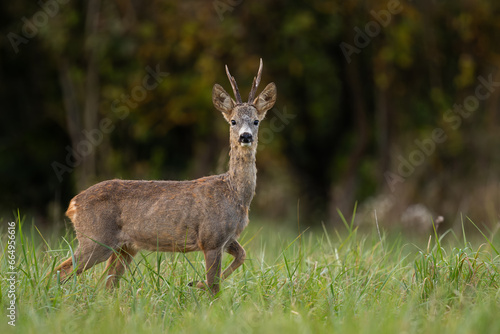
[188,281,207,290]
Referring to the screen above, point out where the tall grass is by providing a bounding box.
[1,215,500,333]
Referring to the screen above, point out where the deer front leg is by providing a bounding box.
[222,240,246,280]
[189,249,222,295]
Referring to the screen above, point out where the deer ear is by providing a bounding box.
[213,84,235,122]
[253,82,276,119]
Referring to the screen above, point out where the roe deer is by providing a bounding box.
[55,59,277,295]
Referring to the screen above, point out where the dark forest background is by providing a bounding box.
[1,0,500,232]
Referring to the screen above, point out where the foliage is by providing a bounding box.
[2,1,500,226]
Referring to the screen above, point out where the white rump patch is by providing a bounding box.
[67,199,78,220]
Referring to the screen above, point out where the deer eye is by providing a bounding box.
[231,120,236,126]
[254,120,259,126]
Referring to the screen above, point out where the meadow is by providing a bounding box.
[1,214,500,334]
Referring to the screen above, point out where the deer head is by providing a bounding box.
[212,59,277,149]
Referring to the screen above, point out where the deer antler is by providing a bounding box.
[248,58,263,103]
[225,64,243,104]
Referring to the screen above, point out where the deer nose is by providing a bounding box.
[239,132,253,144]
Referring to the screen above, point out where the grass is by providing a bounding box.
[1,215,500,333]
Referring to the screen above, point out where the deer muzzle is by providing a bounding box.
[239,132,253,146]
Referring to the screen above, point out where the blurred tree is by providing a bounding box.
[2,0,500,229]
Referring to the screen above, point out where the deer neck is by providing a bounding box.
[228,143,257,207]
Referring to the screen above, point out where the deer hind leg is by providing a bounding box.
[54,256,74,281]
[222,240,246,280]
[189,249,222,295]
[104,245,137,289]
[55,238,115,282]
